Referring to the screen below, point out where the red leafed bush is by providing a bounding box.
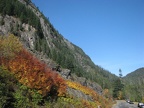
[8,49,66,96]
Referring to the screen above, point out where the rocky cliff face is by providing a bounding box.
[0,15,35,50]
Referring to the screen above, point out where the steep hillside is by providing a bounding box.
[123,68,144,101]
[0,0,119,107]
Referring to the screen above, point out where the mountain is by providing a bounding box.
[0,0,118,107]
[0,0,118,89]
[124,67,144,84]
[3,0,144,107]
[123,67,144,101]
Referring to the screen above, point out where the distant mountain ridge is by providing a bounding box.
[127,67,144,75]
[123,67,144,101]
[124,67,144,84]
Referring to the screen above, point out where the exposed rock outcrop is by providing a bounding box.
[67,87,93,101]
[0,15,36,50]
[69,74,103,95]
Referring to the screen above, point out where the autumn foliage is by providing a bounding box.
[0,34,114,107]
[66,80,113,108]
[0,34,66,97]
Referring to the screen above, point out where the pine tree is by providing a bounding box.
[113,69,124,99]
[119,69,122,78]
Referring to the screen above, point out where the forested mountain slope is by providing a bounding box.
[123,68,144,101]
[124,68,144,81]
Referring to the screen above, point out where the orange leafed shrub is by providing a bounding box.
[0,34,66,97]
[8,49,66,96]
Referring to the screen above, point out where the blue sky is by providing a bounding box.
[31,0,144,76]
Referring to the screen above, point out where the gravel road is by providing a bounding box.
[112,100,138,108]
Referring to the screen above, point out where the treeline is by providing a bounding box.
[0,0,43,38]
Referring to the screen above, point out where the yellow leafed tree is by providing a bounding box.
[0,34,22,58]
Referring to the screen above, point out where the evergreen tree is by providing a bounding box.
[119,68,122,78]
[113,69,124,99]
